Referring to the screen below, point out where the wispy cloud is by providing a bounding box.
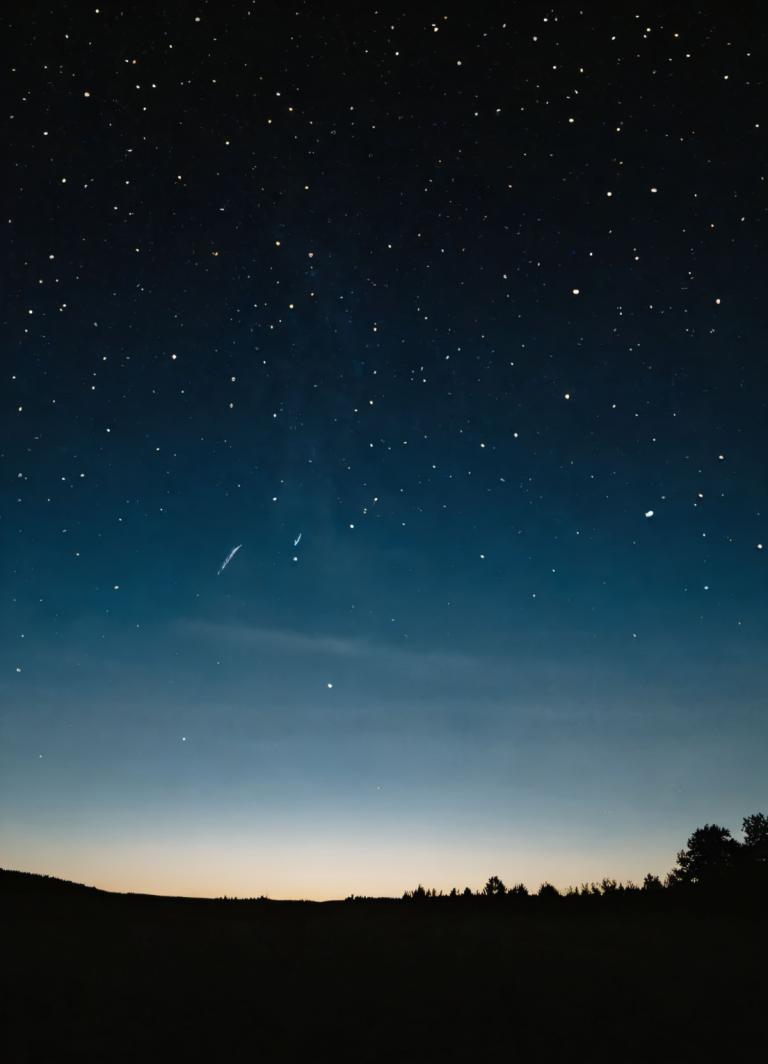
[179,619,627,706]
[178,619,768,728]
[182,620,483,676]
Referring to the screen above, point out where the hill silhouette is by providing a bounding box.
[1,868,106,896]
[3,814,767,1062]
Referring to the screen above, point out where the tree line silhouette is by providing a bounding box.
[394,812,767,906]
[3,812,765,908]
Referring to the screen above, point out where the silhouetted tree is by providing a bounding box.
[642,873,664,892]
[508,882,529,897]
[742,813,768,865]
[537,882,560,899]
[483,875,506,897]
[670,824,740,887]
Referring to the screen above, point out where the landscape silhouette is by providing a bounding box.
[4,813,766,1062]
[5,2,765,1061]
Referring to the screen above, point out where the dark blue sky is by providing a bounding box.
[2,5,766,897]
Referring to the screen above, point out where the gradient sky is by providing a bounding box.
[2,6,766,898]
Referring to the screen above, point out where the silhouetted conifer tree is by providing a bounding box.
[483,876,506,897]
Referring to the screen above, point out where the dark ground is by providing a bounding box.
[2,870,765,1062]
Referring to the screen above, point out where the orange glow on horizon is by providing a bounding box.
[0,828,671,901]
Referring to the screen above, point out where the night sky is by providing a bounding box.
[2,6,766,899]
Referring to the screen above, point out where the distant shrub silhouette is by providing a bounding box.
[599,878,619,894]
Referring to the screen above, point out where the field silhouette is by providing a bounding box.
[3,814,766,1062]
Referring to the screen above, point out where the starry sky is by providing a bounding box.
[2,5,766,899]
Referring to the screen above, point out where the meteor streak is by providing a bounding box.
[217,544,242,575]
